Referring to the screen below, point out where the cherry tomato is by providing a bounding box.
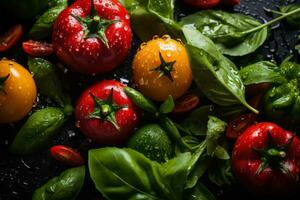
[184,0,220,9]
[226,113,258,139]
[0,24,23,52]
[75,80,140,145]
[172,94,200,114]
[22,40,53,57]
[0,59,37,124]
[50,145,84,166]
[133,36,192,101]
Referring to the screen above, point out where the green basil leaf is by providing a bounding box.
[28,58,69,108]
[9,108,65,155]
[208,160,234,187]
[124,0,182,41]
[180,105,215,136]
[187,182,216,200]
[205,116,227,156]
[180,10,268,56]
[29,5,67,40]
[49,0,68,7]
[280,4,300,27]
[185,156,210,189]
[182,26,258,113]
[32,166,85,200]
[89,147,194,200]
[296,44,300,55]
[159,95,175,114]
[214,146,230,160]
[239,61,286,85]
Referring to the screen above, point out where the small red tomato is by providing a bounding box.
[22,40,53,57]
[220,0,240,6]
[75,80,139,145]
[172,94,199,114]
[0,24,23,52]
[53,0,132,75]
[248,93,264,110]
[232,122,300,197]
[226,113,258,139]
[184,0,220,9]
[50,145,84,166]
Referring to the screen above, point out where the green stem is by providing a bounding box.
[242,7,300,35]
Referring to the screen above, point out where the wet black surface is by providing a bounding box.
[1,0,300,199]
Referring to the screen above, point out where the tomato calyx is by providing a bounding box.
[0,74,10,94]
[88,89,127,130]
[253,132,294,175]
[70,0,118,48]
[151,52,176,82]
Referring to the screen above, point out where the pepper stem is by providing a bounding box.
[254,131,294,175]
[88,89,127,130]
[70,0,118,48]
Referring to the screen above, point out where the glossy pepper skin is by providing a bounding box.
[232,122,300,197]
[264,58,300,127]
[52,0,132,75]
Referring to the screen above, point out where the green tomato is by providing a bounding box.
[127,124,173,163]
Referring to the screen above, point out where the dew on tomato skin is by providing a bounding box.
[162,35,171,40]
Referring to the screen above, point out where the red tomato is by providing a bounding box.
[220,0,240,6]
[75,80,139,145]
[184,0,220,9]
[0,24,23,52]
[232,122,300,197]
[246,83,271,97]
[22,40,53,57]
[50,145,84,166]
[172,94,200,114]
[53,0,132,75]
[226,113,258,139]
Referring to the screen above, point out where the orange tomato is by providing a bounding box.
[132,36,192,101]
[0,59,37,123]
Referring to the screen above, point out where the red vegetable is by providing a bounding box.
[75,80,139,145]
[220,0,240,6]
[232,122,300,197]
[22,40,53,57]
[172,94,199,114]
[0,24,23,52]
[246,83,271,97]
[226,113,257,139]
[52,0,132,75]
[184,0,220,9]
[50,145,84,166]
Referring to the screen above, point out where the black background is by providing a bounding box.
[0,0,300,199]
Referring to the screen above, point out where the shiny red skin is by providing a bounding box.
[75,80,139,145]
[184,0,220,9]
[226,113,258,140]
[50,145,84,166]
[0,24,23,52]
[22,40,54,57]
[172,94,200,114]
[232,122,300,197]
[52,0,132,75]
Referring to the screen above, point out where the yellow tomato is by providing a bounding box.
[132,36,192,101]
[0,59,37,123]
